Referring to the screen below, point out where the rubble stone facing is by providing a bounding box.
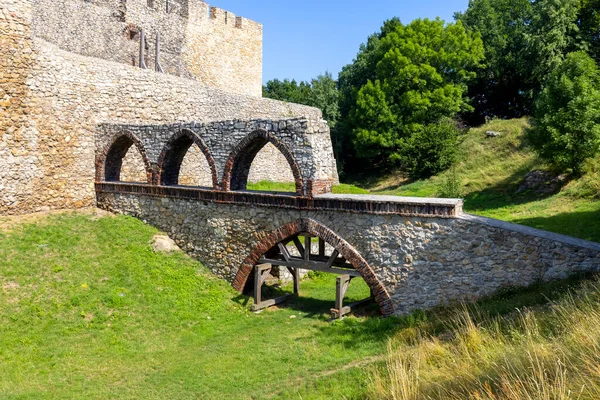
[95,119,339,196]
[0,0,329,216]
[96,191,600,316]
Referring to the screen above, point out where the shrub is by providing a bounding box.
[528,51,600,175]
[403,119,460,179]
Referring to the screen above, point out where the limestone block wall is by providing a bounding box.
[121,141,296,186]
[0,0,328,215]
[96,190,600,315]
[0,0,44,212]
[248,144,296,184]
[30,0,262,96]
[183,3,263,97]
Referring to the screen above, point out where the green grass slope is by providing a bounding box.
[2,212,599,399]
[374,118,600,242]
[0,211,390,399]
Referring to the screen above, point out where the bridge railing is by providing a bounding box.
[95,182,463,218]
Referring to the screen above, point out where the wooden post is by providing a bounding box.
[139,29,147,69]
[319,238,326,257]
[155,32,164,73]
[304,235,311,261]
[335,274,352,317]
[287,267,300,294]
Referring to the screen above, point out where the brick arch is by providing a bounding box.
[156,129,219,188]
[221,130,304,196]
[95,131,153,183]
[232,218,395,317]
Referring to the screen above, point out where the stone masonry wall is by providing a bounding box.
[97,191,600,315]
[183,3,263,97]
[31,0,262,96]
[0,0,327,215]
[97,119,339,196]
[0,0,43,212]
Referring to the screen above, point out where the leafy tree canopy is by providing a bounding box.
[262,73,340,129]
[347,18,484,173]
[528,51,600,174]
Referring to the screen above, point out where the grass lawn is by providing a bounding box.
[2,211,598,399]
[0,211,394,399]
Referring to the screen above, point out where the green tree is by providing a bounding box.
[262,79,312,105]
[526,0,583,84]
[578,0,600,64]
[403,119,460,179]
[455,0,533,121]
[529,51,600,175]
[335,18,402,172]
[347,18,483,176]
[309,72,340,129]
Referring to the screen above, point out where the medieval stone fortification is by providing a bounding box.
[1,0,335,216]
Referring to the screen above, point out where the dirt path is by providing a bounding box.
[0,208,113,232]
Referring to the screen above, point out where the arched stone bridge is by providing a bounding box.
[95,118,600,316]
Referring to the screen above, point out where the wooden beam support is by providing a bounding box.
[278,243,291,262]
[326,249,340,269]
[319,238,326,257]
[259,257,360,277]
[251,294,293,312]
[292,236,305,259]
[286,266,300,294]
[304,235,311,261]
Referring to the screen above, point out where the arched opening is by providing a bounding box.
[97,132,152,184]
[232,218,395,317]
[157,130,218,189]
[222,130,304,195]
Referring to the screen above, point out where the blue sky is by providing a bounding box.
[209,0,470,83]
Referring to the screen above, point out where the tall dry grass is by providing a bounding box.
[370,280,600,400]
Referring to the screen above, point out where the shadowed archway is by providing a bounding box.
[96,131,152,183]
[221,130,304,195]
[156,129,219,188]
[232,218,395,317]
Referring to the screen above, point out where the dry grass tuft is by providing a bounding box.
[370,280,600,400]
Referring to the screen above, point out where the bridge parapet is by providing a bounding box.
[96,183,463,217]
[95,118,338,196]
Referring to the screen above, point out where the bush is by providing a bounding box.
[528,51,600,175]
[439,165,463,198]
[403,120,460,179]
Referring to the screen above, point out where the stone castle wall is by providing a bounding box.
[31,0,262,96]
[96,190,600,315]
[0,0,327,215]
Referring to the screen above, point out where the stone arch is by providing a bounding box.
[156,129,219,188]
[221,130,304,195]
[95,131,152,183]
[232,218,395,317]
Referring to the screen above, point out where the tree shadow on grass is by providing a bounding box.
[512,208,600,243]
[464,163,573,212]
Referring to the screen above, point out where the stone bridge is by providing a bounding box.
[95,118,600,316]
